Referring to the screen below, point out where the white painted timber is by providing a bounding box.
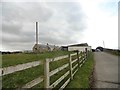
[69,54,73,80]
[80,63,83,67]
[71,53,77,56]
[72,64,78,71]
[79,60,86,67]
[50,71,69,88]
[79,59,84,64]
[49,55,68,62]
[0,68,3,76]
[72,68,78,77]
[22,76,43,88]
[83,60,86,64]
[1,61,42,76]
[79,56,82,59]
[59,78,70,89]
[49,63,69,77]
[71,59,77,64]
[44,59,50,88]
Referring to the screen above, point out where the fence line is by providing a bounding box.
[1,60,42,76]
[49,55,69,62]
[22,76,43,88]
[44,51,87,89]
[50,71,70,88]
[2,51,88,89]
[60,78,70,89]
[49,63,69,77]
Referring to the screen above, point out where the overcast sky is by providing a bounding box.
[1,0,119,51]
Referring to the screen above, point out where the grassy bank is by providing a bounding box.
[104,49,120,56]
[106,51,120,56]
[66,52,94,88]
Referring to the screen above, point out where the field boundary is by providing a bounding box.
[44,51,87,89]
[1,61,42,76]
[22,76,44,88]
[2,51,88,89]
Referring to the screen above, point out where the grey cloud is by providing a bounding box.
[2,2,53,22]
[2,21,22,34]
[2,2,86,51]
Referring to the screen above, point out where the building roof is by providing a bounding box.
[68,43,88,47]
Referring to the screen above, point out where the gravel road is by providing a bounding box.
[94,52,119,88]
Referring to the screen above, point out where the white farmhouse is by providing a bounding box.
[68,43,91,52]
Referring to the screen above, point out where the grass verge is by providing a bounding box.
[105,51,120,56]
[66,52,94,88]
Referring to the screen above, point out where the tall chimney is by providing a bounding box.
[36,22,38,44]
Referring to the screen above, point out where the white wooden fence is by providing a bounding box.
[1,61,42,76]
[1,51,87,89]
[44,51,87,89]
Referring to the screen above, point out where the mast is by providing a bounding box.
[36,22,38,44]
[103,40,105,48]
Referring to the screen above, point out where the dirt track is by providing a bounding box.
[94,52,119,88]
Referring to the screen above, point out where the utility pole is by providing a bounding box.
[103,41,105,48]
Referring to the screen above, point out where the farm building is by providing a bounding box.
[60,46,68,51]
[67,43,91,52]
[33,43,59,53]
[32,22,59,53]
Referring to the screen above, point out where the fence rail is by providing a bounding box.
[2,51,88,89]
[1,61,42,76]
[49,55,69,62]
[44,51,87,89]
[50,71,69,88]
[22,76,43,88]
[49,63,69,77]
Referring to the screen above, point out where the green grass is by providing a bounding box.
[2,51,72,67]
[2,51,74,88]
[105,50,120,56]
[49,57,69,71]
[2,51,92,89]
[3,65,44,88]
[66,52,94,88]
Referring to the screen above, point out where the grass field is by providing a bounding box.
[104,49,120,56]
[107,50,120,56]
[2,51,73,88]
[2,51,72,67]
[2,51,94,89]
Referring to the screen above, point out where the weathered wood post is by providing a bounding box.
[85,48,87,60]
[81,51,83,60]
[77,51,80,67]
[44,58,50,89]
[69,54,73,80]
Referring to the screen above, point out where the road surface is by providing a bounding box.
[94,52,119,88]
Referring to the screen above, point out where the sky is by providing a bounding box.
[1,0,119,51]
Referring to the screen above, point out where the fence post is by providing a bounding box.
[44,58,50,89]
[85,48,87,60]
[81,51,83,60]
[69,54,73,80]
[77,51,80,67]
[82,51,85,61]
